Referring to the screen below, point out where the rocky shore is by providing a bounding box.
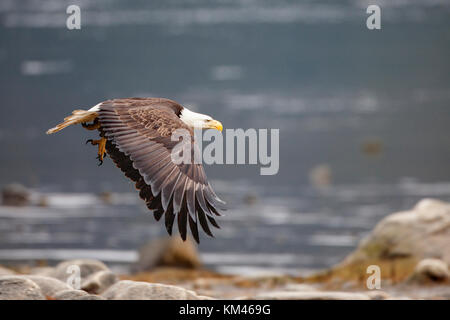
[0,198,449,300]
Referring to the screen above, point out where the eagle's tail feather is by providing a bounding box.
[46,110,98,134]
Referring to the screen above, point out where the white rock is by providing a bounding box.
[132,237,201,273]
[337,198,450,268]
[23,275,71,297]
[0,276,45,300]
[101,280,205,300]
[54,289,105,300]
[412,258,449,283]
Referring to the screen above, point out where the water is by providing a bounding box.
[1,180,450,275]
[0,0,449,274]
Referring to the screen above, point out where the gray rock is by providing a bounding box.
[282,283,318,292]
[242,291,370,300]
[0,266,16,276]
[196,295,217,300]
[23,275,71,297]
[410,258,449,283]
[53,289,105,300]
[0,276,45,300]
[1,183,30,206]
[81,270,118,294]
[366,290,390,300]
[51,259,109,284]
[78,294,106,300]
[101,280,204,300]
[132,237,201,273]
[54,289,88,300]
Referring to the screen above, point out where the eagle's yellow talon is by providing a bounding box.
[87,137,107,165]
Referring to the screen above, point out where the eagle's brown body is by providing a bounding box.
[47,98,225,243]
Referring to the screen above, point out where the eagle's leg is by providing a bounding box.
[81,119,100,131]
[86,137,107,166]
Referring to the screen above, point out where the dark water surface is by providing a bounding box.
[0,1,449,274]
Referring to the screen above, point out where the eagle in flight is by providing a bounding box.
[47,98,225,243]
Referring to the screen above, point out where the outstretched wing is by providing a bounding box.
[98,98,225,243]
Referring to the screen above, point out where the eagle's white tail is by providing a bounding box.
[46,109,98,134]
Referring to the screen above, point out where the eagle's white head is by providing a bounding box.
[179,107,223,131]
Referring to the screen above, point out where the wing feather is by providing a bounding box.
[172,175,188,214]
[165,202,176,235]
[188,214,200,243]
[177,199,188,241]
[98,98,225,243]
[196,185,215,218]
[161,171,181,210]
[186,181,196,221]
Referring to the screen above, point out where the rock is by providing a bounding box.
[196,295,217,300]
[53,289,105,300]
[282,283,318,292]
[327,199,450,282]
[410,258,449,283]
[81,270,118,294]
[1,183,30,206]
[101,280,206,300]
[385,296,413,300]
[242,291,370,300]
[28,266,55,277]
[51,259,109,284]
[23,275,71,297]
[132,237,201,273]
[0,266,16,276]
[366,290,390,300]
[78,294,106,300]
[53,289,87,300]
[0,276,45,300]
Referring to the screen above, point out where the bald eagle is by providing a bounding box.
[46,98,225,243]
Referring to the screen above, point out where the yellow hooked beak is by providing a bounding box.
[205,119,223,132]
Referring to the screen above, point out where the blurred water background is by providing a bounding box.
[0,0,449,275]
